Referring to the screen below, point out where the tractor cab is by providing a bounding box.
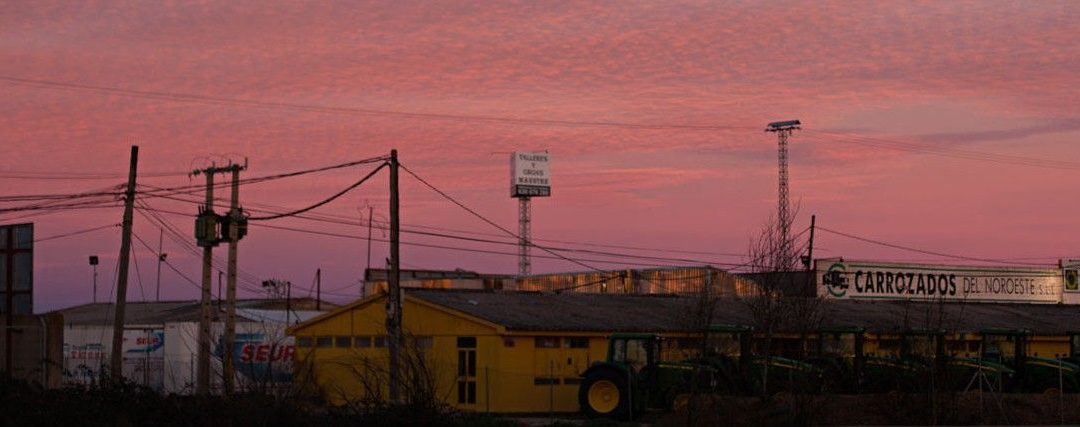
[900,329,946,363]
[580,333,689,419]
[608,333,659,374]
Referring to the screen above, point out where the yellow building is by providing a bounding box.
[290,287,1080,412]
[288,289,723,413]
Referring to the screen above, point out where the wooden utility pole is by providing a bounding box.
[387,149,402,402]
[110,145,139,382]
[223,164,243,394]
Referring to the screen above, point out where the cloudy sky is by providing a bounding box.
[2,1,1079,311]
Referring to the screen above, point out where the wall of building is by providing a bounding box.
[291,297,614,413]
[0,314,62,388]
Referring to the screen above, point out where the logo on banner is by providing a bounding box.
[1066,269,1079,292]
[823,262,849,297]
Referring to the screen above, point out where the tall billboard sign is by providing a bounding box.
[510,152,551,198]
[1,223,33,314]
[817,259,1062,304]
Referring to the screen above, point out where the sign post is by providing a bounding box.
[510,152,551,276]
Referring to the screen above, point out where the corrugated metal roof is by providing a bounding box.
[404,289,1080,335]
[49,298,334,326]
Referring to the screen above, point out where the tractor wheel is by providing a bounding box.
[579,370,629,419]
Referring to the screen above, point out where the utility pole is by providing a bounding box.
[155,228,165,302]
[110,145,139,382]
[194,167,215,396]
[387,149,402,402]
[806,215,816,272]
[223,163,244,395]
[316,268,322,311]
[765,120,801,257]
[365,206,373,298]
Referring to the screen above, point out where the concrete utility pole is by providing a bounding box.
[195,168,215,395]
[806,215,816,272]
[223,164,244,395]
[365,206,373,298]
[155,228,164,302]
[194,163,247,395]
[387,149,402,402]
[315,268,321,311]
[110,145,139,382]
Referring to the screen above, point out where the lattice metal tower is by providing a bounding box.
[518,197,531,275]
[765,120,801,248]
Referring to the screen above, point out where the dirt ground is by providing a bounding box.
[656,392,1080,426]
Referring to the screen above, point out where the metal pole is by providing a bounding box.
[92,264,98,304]
[518,197,531,275]
[316,268,321,311]
[388,149,402,402]
[110,145,139,382]
[196,169,215,395]
[223,165,241,395]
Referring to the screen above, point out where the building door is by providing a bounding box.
[457,337,477,406]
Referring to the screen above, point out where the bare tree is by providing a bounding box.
[742,211,825,425]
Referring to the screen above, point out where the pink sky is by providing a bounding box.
[2,1,1079,311]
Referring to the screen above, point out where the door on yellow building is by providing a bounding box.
[457,337,477,406]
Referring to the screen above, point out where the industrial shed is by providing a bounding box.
[291,288,1080,413]
[50,298,330,393]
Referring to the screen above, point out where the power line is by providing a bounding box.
[815,225,1056,267]
[33,223,119,243]
[400,163,611,274]
[249,222,710,269]
[806,129,1080,171]
[247,162,387,221]
[1,75,756,132]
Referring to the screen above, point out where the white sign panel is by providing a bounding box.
[510,151,551,197]
[817,259,1062,304]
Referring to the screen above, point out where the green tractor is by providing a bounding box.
[697,324,822,395]
[1064,331,1080,366]
[578,326,822,419]
[578,333,704,419]
[978,328,1080,393]
[806,326,923,393]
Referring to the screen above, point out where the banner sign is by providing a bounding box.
[817,259,1062,303]
[216,333,295,382]
[510,152,551,198]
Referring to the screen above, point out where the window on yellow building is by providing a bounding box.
[375,336,387,348]
[297,337,313,348]
[564,337,588,349]
[335,336,352,348]
[315,336,332,348]
[355,336,371,348]
[413,336,433,349]
[535,337,560,348]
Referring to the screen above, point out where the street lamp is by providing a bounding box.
[89,255,99,303]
